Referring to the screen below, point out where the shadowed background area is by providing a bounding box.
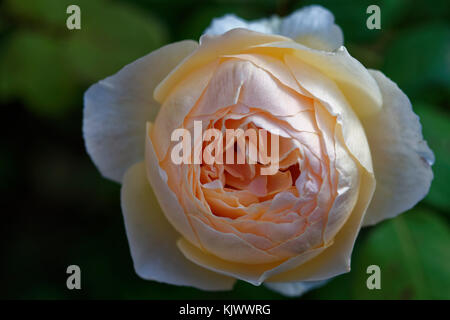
[0,0,449,299]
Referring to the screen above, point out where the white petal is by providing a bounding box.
[362,70,434,226]
[202,6,343,51]
[279,5,343,51]
[121,161,235,290]
[83,40,198,182]
[203,14,275,36]
[265,280,328,297]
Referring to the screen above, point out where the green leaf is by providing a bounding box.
[0,31,77,117]
[4,0,68,27]
[3,0,168,83]
[299,0,386,43]
[0,0,168,117]
[351,209,450,299]
[414,103,450,212]
[382,23,450,98]
[63,0,168,82]
[308,208,450,300]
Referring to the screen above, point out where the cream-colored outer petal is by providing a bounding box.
[254,41,382,118]
[154,29,289,103]
[151,59,219,161]
[121,161,235,290]
[265,280,328,297]
[203,5,343,51]
[362,70,434,226]
[145,124,200,247]
[177,237,328,286]
[83,40,198,182]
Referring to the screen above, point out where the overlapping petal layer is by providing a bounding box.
[83,23,432,295]
[148,48,372,281]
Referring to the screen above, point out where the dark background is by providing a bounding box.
[0,0,449,299]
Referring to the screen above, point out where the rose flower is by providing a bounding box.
[83,6,433,296]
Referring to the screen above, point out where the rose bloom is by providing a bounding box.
[83,6,433,296]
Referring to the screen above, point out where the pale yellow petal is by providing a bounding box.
[154,28,290,103]
[250,41,382,117]
[121,161,235,290]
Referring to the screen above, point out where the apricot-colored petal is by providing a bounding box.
[191,59,313,118]
[284,54,373,173]
[152,60,219,161]
[317,106,360,243]
[267,165,375,282]
[121,162,235,290]
[145,123,200,247]
[221,53,304,93]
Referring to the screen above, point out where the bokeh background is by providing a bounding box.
[1,0,449,299]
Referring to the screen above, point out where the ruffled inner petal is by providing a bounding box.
[153,53,361,266]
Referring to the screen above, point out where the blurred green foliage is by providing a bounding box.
[0,0,449,299]
[1,0,167,117]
